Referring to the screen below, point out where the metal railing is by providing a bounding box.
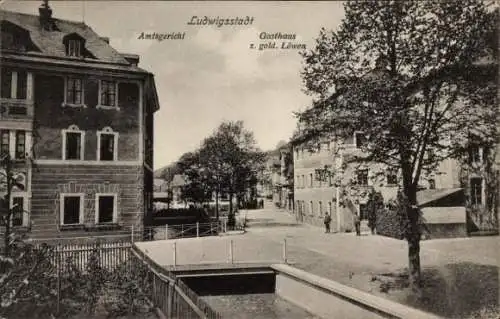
[142,222,222,241]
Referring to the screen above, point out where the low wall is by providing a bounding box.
[272,264,443,319]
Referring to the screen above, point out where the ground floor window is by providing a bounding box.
[96,194,117,224]
[60,194,84,225]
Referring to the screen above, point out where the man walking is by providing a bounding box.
[353,213,361,236]
[324,212,332,233]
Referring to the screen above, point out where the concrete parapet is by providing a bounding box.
[271,264,443,319]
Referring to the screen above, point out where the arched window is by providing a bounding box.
[97,127,118,161]
[62,125,85,160]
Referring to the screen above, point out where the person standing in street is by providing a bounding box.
[353,213,361,236]
[324,212,332,233]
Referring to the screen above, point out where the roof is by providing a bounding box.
[421,206,466,224]
[154,178,166,187]
[417,188,463,207]
[0,9,148,73]
[171,174,187,187]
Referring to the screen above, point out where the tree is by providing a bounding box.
[298,0,497,292]
[176,151,213,206]
[0,154,29,257]
[199,121,265,226]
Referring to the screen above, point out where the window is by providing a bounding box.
[96,194,117,224]
[0,69,27,100]
[65,77,83,105]
[15,131,25,159]
[359,204,368,220]
[100,80,117,107]
[309,173,313,187]
[12,196,24,226]
[97,127,118,161]
[60,194,84,225]
[354,132,366,148]
[62,125,84,160]
[470,178,483,205]
[318,201,323,216]
[357,169,369,186]
[1,69,12,98]
[468,146,481,163]
[16,70,27,100]
[1,130,9,156]
[386,171,398,185]
[428,179,436,190]
[328,202,332,216]
[67,39,82,57]
[309,201,313,215]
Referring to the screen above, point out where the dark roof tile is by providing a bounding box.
[0,9,130,65]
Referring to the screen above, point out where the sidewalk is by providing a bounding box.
[241,208,499,318]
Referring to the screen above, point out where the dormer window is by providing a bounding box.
[1,32,14,48]
[63,33,88,58]
[67,39,82,57]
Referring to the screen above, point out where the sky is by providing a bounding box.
[1,0,346,169]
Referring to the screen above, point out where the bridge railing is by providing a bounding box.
[131,244,223,319]
[141,222,222,241]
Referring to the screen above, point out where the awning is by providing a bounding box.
[417,188,463,207]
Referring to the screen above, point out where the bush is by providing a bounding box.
[102,258,154,317]
[375,206,404,239]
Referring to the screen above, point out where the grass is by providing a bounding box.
[284,243,499,319]
[370,263,499,318]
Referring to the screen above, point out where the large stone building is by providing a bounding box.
[0,2,159,240]
[292,61,498,237]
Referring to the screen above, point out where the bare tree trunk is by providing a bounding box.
[229,193,233,215]
[403,182,422,293]
[3,158,12,257]
[215,188,219,222]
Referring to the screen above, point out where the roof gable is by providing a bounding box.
[0,9,130,65]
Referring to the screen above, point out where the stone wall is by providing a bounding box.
[29,164,144,239]
[33,74,141,161]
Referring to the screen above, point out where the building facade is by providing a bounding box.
[293,118,497,236]
[0,3,159,240]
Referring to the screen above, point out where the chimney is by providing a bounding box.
[100,37,110,44]
[39,0,53,31]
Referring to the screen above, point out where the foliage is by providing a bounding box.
[177,151,213,205]
[176,121,266,220]
[297,0,497,289]
[0,243,56,319]
[103,257,154,318]
[375,203,403,240]
[83,248,108,315]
